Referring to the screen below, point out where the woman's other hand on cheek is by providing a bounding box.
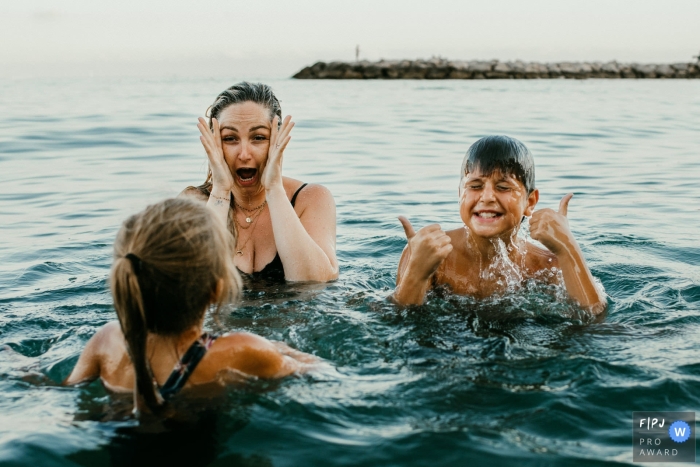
[529,193,575,256]
[261,115,294,192]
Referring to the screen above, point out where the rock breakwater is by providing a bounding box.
[293,58,700,80]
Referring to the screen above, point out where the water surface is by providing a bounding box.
[1,78,699,466]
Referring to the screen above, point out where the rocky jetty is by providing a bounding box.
[293,58,700,80]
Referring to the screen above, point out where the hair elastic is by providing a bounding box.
[125,253,143,273]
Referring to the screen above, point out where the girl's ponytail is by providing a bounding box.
[111,254,165,415]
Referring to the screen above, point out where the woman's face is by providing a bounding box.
[217,101,272,189]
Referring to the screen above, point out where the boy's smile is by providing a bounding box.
[459,170,539,240]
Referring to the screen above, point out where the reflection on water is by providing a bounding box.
[0,77,699,465]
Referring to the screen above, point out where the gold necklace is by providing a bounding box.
[234,199,267,213]
[234,200,267,227]
[234,204,266,255]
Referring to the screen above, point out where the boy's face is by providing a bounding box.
[459,169,539,240]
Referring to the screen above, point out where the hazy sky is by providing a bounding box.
[2,0,699,78]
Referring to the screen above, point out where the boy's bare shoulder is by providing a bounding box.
[445,227,467,244]
[523,241,559,272]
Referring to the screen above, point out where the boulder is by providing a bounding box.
[547,63,562,77]
[655,64,674,78]
[447,60,471,78]
[362,65,381,79]
[292,66,314,79]
[426,63,451,79]
[468,61,492,73]
[631,63,656,78]
[486,61,511,78]
[600,61,620,78]
[402,61,428,79]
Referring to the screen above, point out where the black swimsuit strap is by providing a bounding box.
[290,183,308,207]
[159,332,218,400]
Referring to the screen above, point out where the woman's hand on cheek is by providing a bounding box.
[529,193,575,256]
[399,216,453,281]
[261,115,294,192]
[198,117,233,192]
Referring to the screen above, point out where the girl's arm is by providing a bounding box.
[63,323,114,385]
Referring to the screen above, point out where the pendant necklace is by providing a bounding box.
[234,201,267,255]
[235,199,267,224]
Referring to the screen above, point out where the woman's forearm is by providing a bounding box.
[206,186,231,229]
[266,185,337,282]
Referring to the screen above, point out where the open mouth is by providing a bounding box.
[473,211,503,219]
[236,168,258,183]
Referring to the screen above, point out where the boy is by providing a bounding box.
[393,135,606,314]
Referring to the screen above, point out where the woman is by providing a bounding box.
[65,198,317,415]
[180,82,338,282]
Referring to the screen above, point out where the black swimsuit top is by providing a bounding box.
[159,332,218,400]
[238,183,308,281]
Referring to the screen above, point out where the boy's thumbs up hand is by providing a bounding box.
[398,216,416,239]
[530,193,575,256]
[398,216,453,281]
[558,193,573,217]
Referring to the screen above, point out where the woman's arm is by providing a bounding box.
[267,183,338,281]
[196,117,233,226]
[264,116,338,282]
[529,194,606,314]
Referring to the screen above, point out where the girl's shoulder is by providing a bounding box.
[196,332,294,380]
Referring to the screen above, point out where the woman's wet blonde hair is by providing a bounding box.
[110,198,241,415]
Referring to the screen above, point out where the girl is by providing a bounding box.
[65,198,316,415]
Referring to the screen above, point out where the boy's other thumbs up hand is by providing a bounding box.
[398,216,452,281]
[559,193,573,217]
[398,216,416,239]
[530,193,575,256]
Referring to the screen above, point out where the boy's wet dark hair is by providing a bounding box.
[461,135,535,193]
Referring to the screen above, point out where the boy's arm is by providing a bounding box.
[392,217,452,306]
[530,194,606,314]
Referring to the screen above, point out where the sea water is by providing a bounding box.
[0,77,699,466]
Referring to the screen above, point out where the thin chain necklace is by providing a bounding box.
[234,199,266,213]
[234,203,266,256]
[234,200,267,227]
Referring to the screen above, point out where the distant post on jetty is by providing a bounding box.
[355,45,359,63]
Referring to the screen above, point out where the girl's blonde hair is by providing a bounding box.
[110,198,241,414]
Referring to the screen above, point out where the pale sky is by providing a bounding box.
[1,0,699,78]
